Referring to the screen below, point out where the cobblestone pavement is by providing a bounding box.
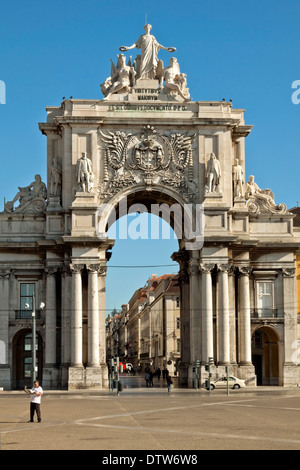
[1,378,300,451]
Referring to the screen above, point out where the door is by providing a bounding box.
[13,329,43,389]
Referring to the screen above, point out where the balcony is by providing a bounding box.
[14,310,42,320]
[251,308,283,319]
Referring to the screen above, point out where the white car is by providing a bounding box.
[206,376,246,390]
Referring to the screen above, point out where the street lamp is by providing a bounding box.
[24,297,45,382]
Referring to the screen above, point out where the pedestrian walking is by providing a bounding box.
[25,380,43,422]
[166,373,173,394]
[145,370,150,387]
[149,371,153,387]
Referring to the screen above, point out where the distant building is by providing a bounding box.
[107,274,181,375]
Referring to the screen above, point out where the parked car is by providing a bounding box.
[205,376,246,390]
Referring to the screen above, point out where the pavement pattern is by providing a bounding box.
[1,377,300,451]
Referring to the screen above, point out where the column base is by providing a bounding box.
[0,367,11,390]
[237,363,256,386]
[178,362,189,387]
[42,366,59,389]
[282,363,300,386]
[67,366,108,390]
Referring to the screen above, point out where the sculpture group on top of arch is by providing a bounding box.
[100,24,190,101]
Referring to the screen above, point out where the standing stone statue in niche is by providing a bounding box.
[101,54,136,100]
[232,158,244,198]
[4,174,47,213]
[162,57,190,100]
[205,153,221,193]
[76,152,94,193]
[49,157,62,197]
[119,24,176,80]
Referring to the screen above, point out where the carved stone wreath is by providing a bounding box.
[99,125,196,203]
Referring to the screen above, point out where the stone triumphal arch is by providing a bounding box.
[0,24,299,390]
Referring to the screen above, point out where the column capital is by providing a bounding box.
[199,263,215,274]
[61,265,72,276]
[172,250,190,268]
[45,266,58,276]
[0,271,10,278]
[282,268,295,278]
[216,263,233,274]
[239,266,252,277]
[70,263,84,273]
[86,264,107,275]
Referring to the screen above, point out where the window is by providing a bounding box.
[23,333,39,379]
[176,297,180,308]
[24,333,38,352]
[176,317,180,330]
[256,281,274,317]
[20,283,35,311]
[24,357,32,378]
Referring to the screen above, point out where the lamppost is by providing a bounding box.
[24,296,45,382]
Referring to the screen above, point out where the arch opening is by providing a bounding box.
[97,187,204,251]
[251,326,280,386]
[105,190,184,378]
[12,329,43,389]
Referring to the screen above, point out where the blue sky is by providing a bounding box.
[0,0,299,313]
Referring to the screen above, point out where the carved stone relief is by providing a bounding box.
[99,125,196,203]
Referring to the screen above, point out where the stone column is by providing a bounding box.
[217,264,231,365]
[172,250,190,386]
[98,266,107,365]
[238,266,252,365]
[282,268,298,385]
[61,266,72,365]
[200,263,215,363]
[87,265,100,367]
[0,272,10,389]
[70,264,83,367]
[188,258,200,367]
[45,268,57,366]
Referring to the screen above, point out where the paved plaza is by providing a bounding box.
[1,376,300,451]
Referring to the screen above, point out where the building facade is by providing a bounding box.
[0,24,300,389]
[107,274,181,375]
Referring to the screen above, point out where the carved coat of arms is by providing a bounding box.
[99,125,196,202]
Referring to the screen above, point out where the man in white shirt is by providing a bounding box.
[27,380,43,423]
